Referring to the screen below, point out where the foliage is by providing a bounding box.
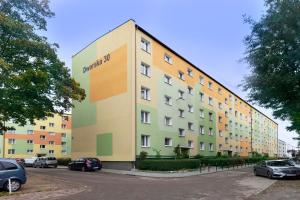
[0,0,86,131]
[152,148,161,159]
[139,151,148,160]
[242,0,300,133]
[57,158,71,166]
[194,154,204,159]
[173,145,181,159]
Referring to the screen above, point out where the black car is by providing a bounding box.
[68,158,102,172]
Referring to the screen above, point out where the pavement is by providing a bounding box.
[2,167,277,200]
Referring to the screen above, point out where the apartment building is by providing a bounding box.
[0,114,71,158]
[72,20,278,169]
[278,139,287,158]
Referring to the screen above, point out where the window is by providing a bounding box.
[235,111,238,117]
[2,161,17,170]
[165,116,172,126]
[165,138,172,146]
[49,150,54,154]
[27,130,33,134]
[218,102,222,109]
[199,76,205,85]
[141,62,151,76]
[178,90,185,99]
[200,92,204,102]
[230,132,233,139]
[49,132,55,136]
[208,128,213,136]
[62,116,69,121]
[209,143,214,151]
[218,116,222,123]
[200,142,205,150]
[229,95,233,101]
[208,82,213,90]
[61,150,67,154]
[225,111,228,118]
[229,108,233,113]
[141,111,151,124]
[199,126,204,135]
[208,97,213,106]
[188,105,194,113]
[219,144,223,150]
[179,128,185,137]
[178,109,184,118]
[187,86,193,95]
[40,145,45,149]
[225,98,228,105]
[27,149,33,154]
[49,123,54,127]
[27,140,33,144]
[141,135,150,147]
[225,124,228,130]
[164,54,172,64]
[141,87,151,100]
[178,71,185,80]
[40,126,46,130]
[141,38,151,53]
[218,88,222,94]
[8,139,15,144]
[165,95,172,105]
[200,109,204,118]
[187,69,193,77]
[61,124,66,129]
[164,74,172,85]
[188,122,194,131]
[7,129,15,134]
[40,135,46,140]
[61,133,66,138]
[62,141,66,146]
[219,130,223,137]
[209,112,213,121]
[225,137,229,144]
[49,141,55,145]
[188,140,194,148]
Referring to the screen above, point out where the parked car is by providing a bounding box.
[0,158,27,192]
[68,158,102,172]
[14,158,25,167]
[33,157,57,168]
[254,160,300,178]
[287,158,300,168]
[24,157,37,167]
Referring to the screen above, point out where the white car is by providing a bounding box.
[24,157,37,167]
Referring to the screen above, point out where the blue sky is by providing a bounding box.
[46,0,298,148]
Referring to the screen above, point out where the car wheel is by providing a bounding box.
[267,171,272,179]
[5,179,21,192]
[254,169,258,176]
[54,165,57,168]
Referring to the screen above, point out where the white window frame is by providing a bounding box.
[141,111,151,124]
[164,74,172,85]
[141,38,151,53]
[199,126,204,135]
[8,138,15,144]
[164,138,173,147]
[165,116,173,126]
[200,142,205,150]
[188,122,194,131]
[178,71,185,80]
[164,54,172,64]
[141,135,150,147]
[199,76,205,85]
[165,95,172,106]
[141,62,151,77]
[188,105,194,113]
[141,86,151,101]
[179,128,185,137]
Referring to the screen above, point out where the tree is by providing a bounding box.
[0,0,85,131]
[243,0,300,133]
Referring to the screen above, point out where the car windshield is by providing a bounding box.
[267,161,292,167]
[47,157,56,160]
[87,158,99,162]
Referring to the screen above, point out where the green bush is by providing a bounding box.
[57,158,71,166]
[137,159,200,171]
[139,151,148,160]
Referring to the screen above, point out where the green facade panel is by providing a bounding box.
[96,133,113,156]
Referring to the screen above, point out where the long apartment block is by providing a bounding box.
[0,114,71,158]
[72,20,278,169]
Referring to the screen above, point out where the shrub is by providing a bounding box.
[57,158,71,166]
[139,151,148,160]
[137,159,200,171]
[173,145,181,159]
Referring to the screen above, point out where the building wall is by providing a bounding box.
[278,140,287,158]
[71,20,278,162]
[0,114,71,158]
[71,20,136,161]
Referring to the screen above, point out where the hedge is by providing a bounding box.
[137,157,268,171]
[57,158,71,166]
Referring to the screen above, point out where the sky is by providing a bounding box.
[45,0,298,148]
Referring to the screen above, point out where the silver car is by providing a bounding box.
[254,160,300,178]
[33,157,57,168]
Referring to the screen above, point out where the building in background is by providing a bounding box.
[278,139,287,158]
[0,114,71,158]
[72,20,278,169]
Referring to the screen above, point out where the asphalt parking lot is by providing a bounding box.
[2,167,285,200]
